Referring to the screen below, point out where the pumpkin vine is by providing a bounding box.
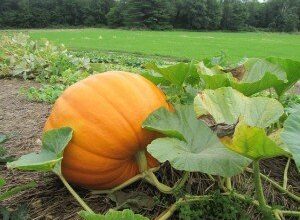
[7,58,300,220]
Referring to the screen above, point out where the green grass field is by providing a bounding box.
[1,28,299,62]
[24,28,300,62]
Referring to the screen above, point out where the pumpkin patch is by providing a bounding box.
[6,57,300,220]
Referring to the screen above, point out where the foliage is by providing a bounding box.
[221,0,248,31]
[179,191,250,220]
[0,0,113,28]
[77,50,174,69]
[123,0,174,30]
[143,105,251,177]
[194,87,284,128]
[197,57,300,97]
[8,127,72,172]
[280,94,300,113]
[281,107,300,171]
[144,57,300,106]
[143,61,201,104]
[142,56,300,219]
[0,204,29,220]
[22,84,66,103]
[222,121,288,160]
[0,33,92,103]
[0,0,299,31]
[79,209,149,220]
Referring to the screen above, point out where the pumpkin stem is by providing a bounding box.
[145,171,190,194]
[91,167,161,195]
[135,150,148,173]
[58,173,95,214]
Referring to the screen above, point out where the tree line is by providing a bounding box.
[0,0,299,32]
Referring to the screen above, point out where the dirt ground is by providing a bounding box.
[0,78,299,220]
[0,79,104,219]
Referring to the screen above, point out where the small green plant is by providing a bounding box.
[0,204,29,220]
[179,191,250,220]
[21,84,66,103]
[0,33,92,103]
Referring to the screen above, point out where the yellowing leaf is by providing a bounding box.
[223,122,289,160]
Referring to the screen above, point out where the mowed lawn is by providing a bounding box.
[15,28,300,61]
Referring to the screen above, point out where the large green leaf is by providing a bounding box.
[222,122,289,160]
[7,151,61,171]
[140,71,168,85]
[267,57,300,96]
[198,58,300,96]
[194,87,284,128]
[241,58,286,83]
[145,62,198,86]
[7,127,73,172]
[78,209,149,220]
[281,109,300,171]
[143,105,251,177]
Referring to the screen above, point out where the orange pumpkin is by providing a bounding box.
[44,71,169,189]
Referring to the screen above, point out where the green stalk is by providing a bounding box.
[252,161,268,212]
[225,177,232,191]
[273,210,282,220]
[207,174,215,181]
[217,176,226,192]
[157,195,212,220]
[280,210,300,216]
[135,150,190,194]
[91,167,160,195]
[91,174,143,194]
[282,157,291,190]
[145,170,190,194]
[135,150,148,173]
[58,174,94,213]
[246,167,300,202]
[156,198,183,220]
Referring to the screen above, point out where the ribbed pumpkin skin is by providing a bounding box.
[44,71,169,189]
